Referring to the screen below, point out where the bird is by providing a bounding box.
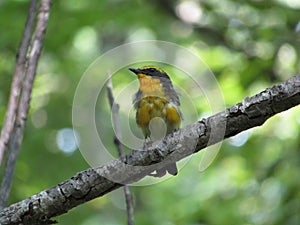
[129,66,182,177]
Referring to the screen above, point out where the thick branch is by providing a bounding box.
[0,75,299,224]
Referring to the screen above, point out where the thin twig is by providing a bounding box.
[0,0,52,208]
[0,0,38,166]
[107,76,134,225]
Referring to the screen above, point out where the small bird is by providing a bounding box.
[129,66,182,177]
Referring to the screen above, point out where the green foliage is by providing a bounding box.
[0,0,299,224]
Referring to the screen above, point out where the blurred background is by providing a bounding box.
[0,0,300,224]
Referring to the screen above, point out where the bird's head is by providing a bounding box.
[129,66,172,96]
[129,66,170,80]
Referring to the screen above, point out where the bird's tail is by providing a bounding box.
[155,162,178,177]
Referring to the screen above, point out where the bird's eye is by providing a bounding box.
[148,68,156,73]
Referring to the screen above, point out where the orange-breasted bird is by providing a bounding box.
[129,66,182,177]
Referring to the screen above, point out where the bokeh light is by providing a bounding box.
[56,128,80,154]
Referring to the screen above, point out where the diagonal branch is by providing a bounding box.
[0,0,52,208]
[0,0,38,166]
[0,75,299,225]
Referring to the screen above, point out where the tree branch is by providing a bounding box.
[0,0,38,166]
[106,77,134,225]
[0,0,52,208]
[0,75,299,225]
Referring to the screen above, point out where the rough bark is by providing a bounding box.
[0,75,299,225]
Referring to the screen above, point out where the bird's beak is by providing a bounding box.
[129,68,141,74]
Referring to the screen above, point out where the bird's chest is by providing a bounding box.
[138,76,165,97]
[135,76,180,129]
[136,97,168,125]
